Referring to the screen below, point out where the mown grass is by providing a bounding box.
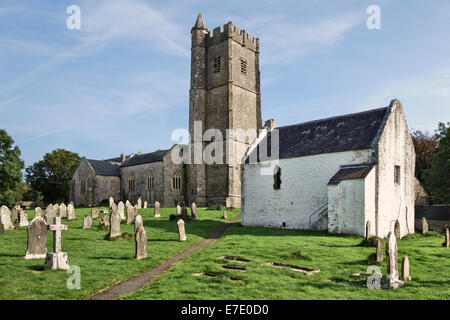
[124,223,450,300]
[0,206,239,300]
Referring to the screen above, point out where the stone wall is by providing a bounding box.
[163,148,185,206]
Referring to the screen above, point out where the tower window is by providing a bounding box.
[273,166,281,190]
[213,56,221,73]
[240,57,247,75]
[394,166,401,185]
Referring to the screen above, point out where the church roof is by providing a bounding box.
[87,159,121,176]
[328,164,375,185]
[246,106,390,163]
[121,149,170,167]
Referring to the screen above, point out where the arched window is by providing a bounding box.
[147,170,154,191]
[128,173,135,193]
[172,172,181,190]
[273,166,281,190]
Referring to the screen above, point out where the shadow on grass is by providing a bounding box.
[26,265,45,271]
[0,253,26,258]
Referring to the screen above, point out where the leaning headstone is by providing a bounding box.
[44,217,70,270]
[117,202,125,220]
[143,201,148,209]
[59,204,67,218]
[154,201,160,218]
[91,208,99,219]
[109,197,114,209]
[191,202,197,220]
[24,217,47,259]
[137,197,142,209]
[421,217,428,235]
[386,232,403,288]
[376,239,383,263]
[35,207,43,218]
[67,204,76,220]
[401,256,411,282]
[134,215,143,234]
[0,206,14,230]
[44,207,56,225]
[83,215,92,229]
[176,204,182,215]
[177,219,186,241]
[135,225,147,260]
[445,228,449,248]
[101,214,110,227]
[127,206,135,225]
[109,209,121,238]
[19,211,29,227]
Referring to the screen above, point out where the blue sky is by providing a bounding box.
[1,0,449,169]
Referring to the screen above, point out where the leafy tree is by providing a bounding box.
[423,122,450,204]
[26,149,80,203]
[15,181,43,202]
[411,129,438,184]
[0,130,24,205]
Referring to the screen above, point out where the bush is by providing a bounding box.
[424,231,441,237]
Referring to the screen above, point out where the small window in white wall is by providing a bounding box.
[273,166,281,190]
[394,165,401,185]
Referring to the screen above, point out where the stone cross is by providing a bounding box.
[401,256,411,282]
[127,206,135,225]
[135,225,147,260]
[421,217,428,235]
[24,217,47,259]
[19,211,29,227]
[376,239,383,263]
[91,208,99,219]
[177,219,186,241]
[59,203,67,218]
[154,201,160,217]
[83,215,92,229]
[44,217,70,270]
[191,202,197,220]
[109,209,121,238]
[35,207,42,218]
[117,202,125,220]
[134,215,143,234]
[67,204,76,220]
[386,232,403,288]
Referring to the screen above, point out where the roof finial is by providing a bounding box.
[193,12,206,29]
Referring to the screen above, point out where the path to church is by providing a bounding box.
[90,214,241,300]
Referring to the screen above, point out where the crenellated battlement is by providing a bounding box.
[207,21,259,51]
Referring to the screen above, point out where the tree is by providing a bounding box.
[411,129,438,184]
[26,149,80,203]
[423,122,450,204]
[0,130,24,205]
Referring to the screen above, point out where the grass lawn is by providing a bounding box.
[0,206,239,300]
[124,222,450,300]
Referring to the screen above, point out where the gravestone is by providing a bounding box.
[91,208,99,219]
[35,207,43,218]
[126,200,131,208]
[44,217,70,270]
[109,209,121,238]
[191,202,197,220]
[59,204,67,218]
[83,215,92,229]
[176,204,182,215]
[421,217,428,235]
[135,225,147,260]
[12,207,19,223]
[143,201,148,209]
[44,207,56,225]
[67,204,76,220]
[401,256,411,282]
[134,215,143,235]
[445,228,449,248]
[101,214,110,227]
[365,220,371,240]
[24,217,47,259]
[386,232,403,288]
[53,204,59,214]
[0,206,14,230]
[19,211,29,227]
[127,206,135,225]
[137,197,142,209]
[225,197,232,208]
[109,197,114,209]
[177,219,186,241]
[154,201,160,218]
[376,239,383,263]
[117,202,125,220]
[223,210,227,219]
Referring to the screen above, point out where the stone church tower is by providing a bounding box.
[187,13,262,207]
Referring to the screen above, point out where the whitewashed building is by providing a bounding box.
[241,99,415,238]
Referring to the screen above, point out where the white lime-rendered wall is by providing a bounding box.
[242,149,375,229]
[374,101,415,238]
[327,167,376,236]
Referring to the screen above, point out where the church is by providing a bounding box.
[70,14,416,238]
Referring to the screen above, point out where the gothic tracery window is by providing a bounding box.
[147,170,155,191]
[128,173,136,193]
[172,172,181,190]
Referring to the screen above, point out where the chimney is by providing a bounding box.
[138,151,143,156]
[264,119,277,130]
[121,153,126,163]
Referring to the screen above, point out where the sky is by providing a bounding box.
[1,0,449,169]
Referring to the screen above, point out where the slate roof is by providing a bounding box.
[87,159,121,177]
[246,106,390,163]
[328,165,375,185]
[121,149,170,167]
